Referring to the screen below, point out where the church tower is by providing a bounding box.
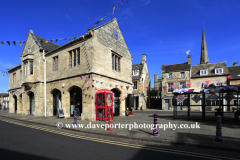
[200,25,209,64]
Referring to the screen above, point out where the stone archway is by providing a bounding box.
[68,86,82,117]
[51,89,62,116]
[111,88,121,116]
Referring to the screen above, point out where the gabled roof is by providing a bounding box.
[162,62,191,73]
[32,33,60,53]
[228,66,240,80]
[132,63,143,80]
[191,62,229,78]
[8,64,21,73]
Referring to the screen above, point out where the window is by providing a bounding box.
[30,61,33,74]
[179,82,186,88]
[73,50,76,67]
[200,69,208,75]
[215,68,223,74]
[169,73,173,79]
[69,48,80,68]
[13,73,16,83]
[216,83,223,86]
[133,70,139,76]
[20,70,22,80]
[180,72,185,78]
[69,52,72,68]
[53,56,58,72]
[168,83,174,92]
[112,53,121,72]
[24,62,28,76]
[133,82,137,90]
[77,48,80,65]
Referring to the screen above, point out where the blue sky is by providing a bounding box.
[0,0,240,92]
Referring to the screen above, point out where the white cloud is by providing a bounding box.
[142,0,150,5]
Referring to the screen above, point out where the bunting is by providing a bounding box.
[215,79,221,83]
[226,76,232,80]
[205,80,210,84]
[162,86,167,91]
[126,86,130,90]
[187,83,191,88]
[139,87,143,91]
[196,82,200,86]
[146,87,150,91]
[171,85,175,89]
[120,85,123,89]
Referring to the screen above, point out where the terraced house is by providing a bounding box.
[8,18,133,121]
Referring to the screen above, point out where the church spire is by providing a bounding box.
[200,24,209,64]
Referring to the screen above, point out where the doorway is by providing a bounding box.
[69,87,82,117]
[111,89,120,116]
[165,99,169,110]
[29,92,34,114]
[13,95,17,113]
[52,89,62,116]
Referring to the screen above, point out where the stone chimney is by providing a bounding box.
[142,54,146,64]
[188,55,191,64]
[233,61,238,66]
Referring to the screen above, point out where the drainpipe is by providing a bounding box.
[43,50,47,117]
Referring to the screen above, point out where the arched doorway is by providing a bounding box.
[13,95,17,113]
[29,92,34,114]
[52,89,62,116]
[69,86,82,117]
[111,88,120,116]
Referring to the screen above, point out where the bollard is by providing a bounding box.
[107,109,114,131]
[73,110,77,126]
[153,113,158,136]
[215,115,222,142]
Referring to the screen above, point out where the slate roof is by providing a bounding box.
[132,63,143,80]
[31,33,60,53]
[191,62,229,78]
[0,93,9,98]
[162,62,191,73]
[228,66,240,80]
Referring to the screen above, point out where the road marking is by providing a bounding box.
[0,118,237,160]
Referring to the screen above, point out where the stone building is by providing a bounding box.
[8,18,133,121]
[160,57,191,110]
[132,54,151,110]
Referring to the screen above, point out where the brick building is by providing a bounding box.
[8,18,133,121]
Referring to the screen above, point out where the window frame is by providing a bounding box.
[30,61,33,74]
[169,73,173,79]
[53,56,58,72]
[112,52,121,72]
[215,68,223,74]
[168,83,174,93]
[13,73,16,83]
[179,82,186,88]
[133,81,137,90]
[200,69,208,76]
[180,72,185,78]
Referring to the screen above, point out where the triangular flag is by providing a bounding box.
[205,80,210,84]
[113,6,115,14]
[196,82,200,86]
[96,81,99,83]
[92,80,95,82]
[92,85,94,88]
[110,84,113,87]
[187,83,191,88]
[115,85,118,88]
[82,36,85,40]
[139,87,143,91]
[19,41,22,46]
[45,40,48,43]
[50,40,53,42]
[171,85,175,89]
[120,85,123,89]
[126,86,129,90]
[7,41,10,45]
[95,87,97,90]
[105,83,108,86]
[146,87,150,91]
[101,82,103,85]
[64,38,67,40]
[154,87,157,90]
[13,41,16,45]
[0,41,3,46]
[179,84,183,89]
[60,38,62,41]
[215,79,221,83]
[88,82,91,85]
[55,39,58,42]
[162,86,167,91]
[226,76,232,80]
[85,80,87,82]
[23,41,26,44]
[69,37,71,40]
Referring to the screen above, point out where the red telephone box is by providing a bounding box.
[96,89,113,121]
